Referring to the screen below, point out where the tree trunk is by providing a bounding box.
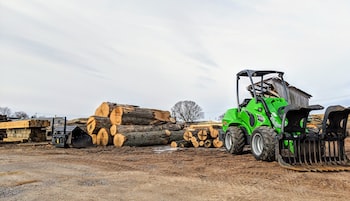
[96,128,112,146]
[95,102,137,117]
[110,106,175,125]
[110,123,184,135]
[86,116,111,135]
[94,102,118,117]
[114,130,181,147]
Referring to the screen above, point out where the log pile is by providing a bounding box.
[171,124,224,149]
[86,102,184,147]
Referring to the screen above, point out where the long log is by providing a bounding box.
[110,123,184,135]
[86,116,111,135]
[110,106,175,125]
[0,120,50,129]
[113,129,184,147]
[95,102,118,117]
[95,102,138,117]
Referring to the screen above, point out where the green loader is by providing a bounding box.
[222,69,350,172]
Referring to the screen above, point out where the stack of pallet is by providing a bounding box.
[171,123,224,149]
[86,102,185,147]
[0,119,50,142]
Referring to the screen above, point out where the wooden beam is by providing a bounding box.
[0,120,50,129]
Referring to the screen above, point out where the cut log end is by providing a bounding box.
[165,130,171,136]
[90,134,97,145]
[204,139,212,148]
[190,137,199,148]
[210,129,219,138]
[213,137,223,148]
[96,128,112,146]
[110,124,118,136]
[183,131,193,141]
[113,133,126,148]
[197,129,208,141]
[170,141,177,148]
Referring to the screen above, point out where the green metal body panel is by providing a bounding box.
[222,97,288,136]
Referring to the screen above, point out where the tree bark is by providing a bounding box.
[110,123,184,135]
[110,106,175,125]
[86,116,111,135]
[95,102,137,117]
[114,129,184,147]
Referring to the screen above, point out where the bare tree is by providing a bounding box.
[13,111,29,119]
[218,113,225,121]
[171,100,204,122]
[0,107,11,116]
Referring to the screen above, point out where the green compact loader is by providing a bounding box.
[222,69,350,172]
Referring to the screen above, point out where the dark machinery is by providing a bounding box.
[52,117,93,148]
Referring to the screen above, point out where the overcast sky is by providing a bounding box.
[1,0,350,120]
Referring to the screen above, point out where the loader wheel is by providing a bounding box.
[251,126,276,161]
[225,126,245,154]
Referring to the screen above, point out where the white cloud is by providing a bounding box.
[1,0,350,119]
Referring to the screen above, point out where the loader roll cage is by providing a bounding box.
[236,70,289,112]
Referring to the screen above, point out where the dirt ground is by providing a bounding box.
[1,139,350,201]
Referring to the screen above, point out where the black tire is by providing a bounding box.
[251,126,276,161]
[224,126,245,154]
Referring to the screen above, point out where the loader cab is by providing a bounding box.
[236,70,289,112]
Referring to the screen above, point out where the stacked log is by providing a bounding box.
[171,124,223,149]
[86,102,183,147]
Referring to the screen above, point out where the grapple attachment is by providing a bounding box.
[276,105,350,172]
